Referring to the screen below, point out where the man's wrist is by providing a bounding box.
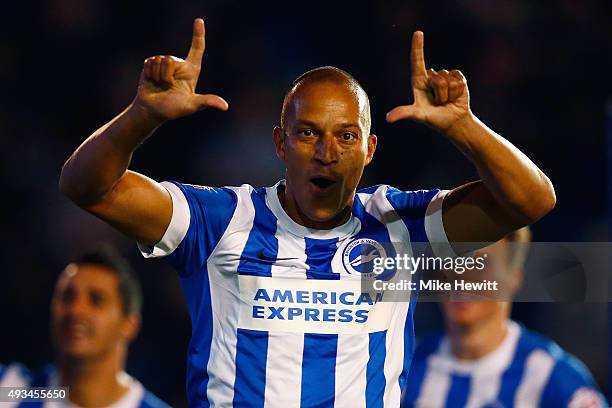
[126,101,166,132]
[443,111,479,141]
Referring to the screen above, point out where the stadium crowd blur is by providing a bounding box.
[1,0,610,405]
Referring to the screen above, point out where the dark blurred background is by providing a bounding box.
[1,0,610,406]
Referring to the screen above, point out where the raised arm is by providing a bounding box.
[386,31,555,246]
[59,19,228,245]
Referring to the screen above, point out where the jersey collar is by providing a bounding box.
[265,180,360,240]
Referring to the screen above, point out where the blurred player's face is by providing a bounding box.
[274,81,376,226]
[442,240,519,328]
[442,300,506,328]
[51,264,138,362]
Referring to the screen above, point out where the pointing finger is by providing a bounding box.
[186,18,206,66]
[410,31,427,81]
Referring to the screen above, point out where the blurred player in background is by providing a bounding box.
[0,248,168,408]
[402,227,607,407]
[59,17,555,407]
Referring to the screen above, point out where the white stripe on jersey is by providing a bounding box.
[383,300,411,408]
[415,355,452,408]
[138,181,191,258]
[464,371,503,408]
[206,185,255,406]
[264,222,306,408]
[359,185,414,408]
[0,364,29,387]
[264,331,304,408]
[514,350,555,407]
[462,329,519,408]
[334,334,369,408]
[0,364,30,408]
[424,190,453,258]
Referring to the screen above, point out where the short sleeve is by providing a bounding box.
[541,354,607,408]
[138,181,238,277]
[385,187,453,257]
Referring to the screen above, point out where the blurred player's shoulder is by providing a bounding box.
[517,325,607,407]
[0,363,171,408]
[402,323,607,408]
[0,362,31,387]
[412,332,444,359]
[138,388,172,408]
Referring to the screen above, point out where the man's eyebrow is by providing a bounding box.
[338,122,360,129]
[293,119,319,127]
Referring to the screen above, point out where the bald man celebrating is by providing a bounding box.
[60,18,555,408]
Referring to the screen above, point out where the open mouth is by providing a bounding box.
[310,177,336,190]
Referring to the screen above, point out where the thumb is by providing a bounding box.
[192,94,229,111]
[385,104,424,123]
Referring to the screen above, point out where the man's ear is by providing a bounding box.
[507,268,524,297]
[122,315,141,343]
[365,134,378,166]
[273,126,286,160]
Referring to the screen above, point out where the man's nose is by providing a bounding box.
[62,295,91,317]
[314,133,340,165]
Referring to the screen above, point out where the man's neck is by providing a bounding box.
[279,184,351,230]
[57,352,130,407]
[446,315,509,361]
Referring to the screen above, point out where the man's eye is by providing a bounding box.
[341,132,357,141]
[300,129,315,137]
[90,293,106,307]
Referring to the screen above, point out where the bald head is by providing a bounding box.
[281,66,371,133]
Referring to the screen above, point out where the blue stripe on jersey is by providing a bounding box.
[399,291,419,392]
[233,329,269,407]
[366,330,387,408]
[385,187,439,243]
[401,335,443,407]
[305,237,339,280]
[237,188,278,277]
[167,182,238,276]
[17,401,42,407]
[495,332,530,406]
[444,374,471,408]
[180,269,214,406]
[301,334,338,407]
[16,367,53,407]
[540,350,606,407]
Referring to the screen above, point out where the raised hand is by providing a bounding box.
[386,31,471,133]
[133,18,228,123]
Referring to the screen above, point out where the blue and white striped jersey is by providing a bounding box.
[401,321,607,408]
[0,364,169,408]
[140,179,450,407]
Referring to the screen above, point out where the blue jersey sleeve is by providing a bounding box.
[139,181,238,277]
[384,187,452,256]
[541,353,607,408]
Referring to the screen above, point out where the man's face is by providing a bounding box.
[51,263,138,361]
[441,241,518,327]
[274,81,377,223]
